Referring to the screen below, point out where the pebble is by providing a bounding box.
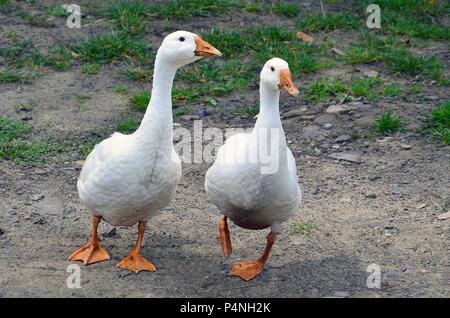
[335,135,351,143]
[385,270,398,279]
[299,1,311,6]
[31,194,44,201]
[400,144,412,150]
[365,192,377,199]
[322,123,332,130]
[314,113,338,125]
[103,228,120,238]
[197,107,211,118]
[328,152,362,163]
[437,212,450,220]
[392,188,402,195]
[326,105,347,114]
[302,125,328,142]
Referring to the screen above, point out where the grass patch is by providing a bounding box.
[294,222,319,235]
[129,90,151,111]
[0,116,110,165]
[232,106,259,116]
[0,70,33,84]
[105,0,150,35]
[117,118,141,133]
[422,102,450,145]
[81,63,100,74]
[347,33,446,79]
[72,32,149,63]
[374,110,405,135]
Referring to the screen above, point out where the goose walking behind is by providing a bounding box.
[69,31,221,273]
[205,58,302,281]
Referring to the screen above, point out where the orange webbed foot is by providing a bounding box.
[219,216,232,257]
[230,261,264,281]
[69,239,110,265]
[117,251,156,273]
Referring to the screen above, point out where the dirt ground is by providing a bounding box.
[0,1,449,298]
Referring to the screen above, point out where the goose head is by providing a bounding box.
[260,58,299,96]
[157,31,222,68]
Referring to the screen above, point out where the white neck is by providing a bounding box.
[252,82,287,164]
[134,56,177,143]
[255,82,283,130]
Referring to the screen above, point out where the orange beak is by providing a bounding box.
[278,69,299,96]
[194,36,222,57]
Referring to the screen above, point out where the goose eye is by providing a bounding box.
[270,67,275,72]
[179,37,185,42]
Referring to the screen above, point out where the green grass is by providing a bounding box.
[374,110,405,135]
[294,222,319,235]
[203,26,332,76]
[81,63,100,74]
[423,102,450,145]
[232,106,259,116]
[129,89,151,111]
[117,118,141,133]
[0,116,109,165]
[347,33,446,79]
[105,0,150,35]
[0,70,33,84]
[72,32,149,63]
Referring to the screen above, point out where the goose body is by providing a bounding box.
[70,31,221,272]
[205,58,302,280]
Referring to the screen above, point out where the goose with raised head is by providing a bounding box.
[69,31,221,273]
[205,58,302,281]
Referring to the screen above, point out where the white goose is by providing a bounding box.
[205,58,302,281]
[69,31,221,273]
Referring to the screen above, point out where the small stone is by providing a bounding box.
[0,228,4,236]
[392,189,402,195]
[197,107,211,118]
[34,168,47,175]
[365,192,377,199]
[302,125,328,142]
[299,1,311,6]
[328,152,361,163]
[322,123,332,130]
[426,95,439,101]
[326,105,347,114]
[31,194,44,201]
[340,196,351,203]
[103,227,120,238]
[385,270,398,278]
[354,116,375,127]
[283,108,307,118]
[335,135,351,143]
[314,114,338,125]
[364,70,379,78]
[400,144,412,150]
[437,212,450,220]
[416,203,427,209]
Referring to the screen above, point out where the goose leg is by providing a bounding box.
[69,215,110,265]
[117,221,155,273]
[230,231,277,281]
[219,215,232,256]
